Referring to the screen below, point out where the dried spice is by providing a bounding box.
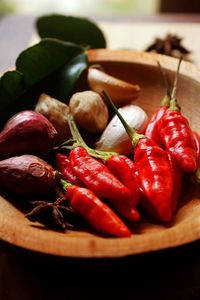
[26,197,79,231]
[145,34,191,60]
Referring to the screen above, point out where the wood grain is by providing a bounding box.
[0,50,200,258]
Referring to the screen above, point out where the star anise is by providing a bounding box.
[26,197,80,231]
[145,34,191,60]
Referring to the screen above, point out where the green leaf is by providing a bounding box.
[47,52,88,102]
[16,38,84,87]
[36,14,106,49]
[0,38,87,130]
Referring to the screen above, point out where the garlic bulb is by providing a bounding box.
[96,105,148,155]
[87,65,140,107]
[35,93,71,143]
[69,90,109,133]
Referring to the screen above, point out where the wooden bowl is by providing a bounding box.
[0,50,200,258]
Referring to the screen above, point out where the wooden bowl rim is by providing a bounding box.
[87,49,200,78]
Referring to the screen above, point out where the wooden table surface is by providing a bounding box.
[0,13,200,300]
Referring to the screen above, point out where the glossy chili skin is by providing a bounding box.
[167,153,183,214]
[66,185,131,237]
[134,137,173,222]
[69,146,140,222]
[106,155,140,205]
[55,153,82,186]
[159,110,197,172]
[145,106,167,147]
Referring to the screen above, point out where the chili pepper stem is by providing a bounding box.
[169,57,182,111]
[60,178,72,192]
[53,138,77,151]
[102,91,145,147]
[64,113,118,162]
[161,95,170,107]
[67,113,87,148]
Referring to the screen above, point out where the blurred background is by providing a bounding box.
[0,0,200,72]
[0,0,200,16]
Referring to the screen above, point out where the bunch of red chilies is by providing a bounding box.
[54,59,200,238]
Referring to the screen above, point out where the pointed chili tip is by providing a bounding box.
[120,207,140,223]
[109,220,131,237]
[162,212,173,223]
[154,203,173,223]
[130,208,140,222]
[118,226,132,238]
[181,158,197,173]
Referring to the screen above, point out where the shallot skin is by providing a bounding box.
[0,155,56,195]
[0,110,57,159]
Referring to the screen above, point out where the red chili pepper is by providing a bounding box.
[138,151,183,215]
[103,91,174,222]
[134,138,173,221]
[130,166,145,197]
[106,155,140,205]
[167,153,183,214]
[63,113,141,209]
[159,106,197,173]
[63,181,131,237]
[145,105,168,147]
[142,61,183,213]
[55,153,83,186]
[69,146,140,222]
[158,58,197,172]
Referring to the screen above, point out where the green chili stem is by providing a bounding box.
[102,91,145,148]
[169,57,182,111]
[67,113,88,148]
[60,179,72,192]
[161,94,170,107]
[66,113,118,162]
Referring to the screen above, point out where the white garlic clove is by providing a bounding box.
[96,104,148,155]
